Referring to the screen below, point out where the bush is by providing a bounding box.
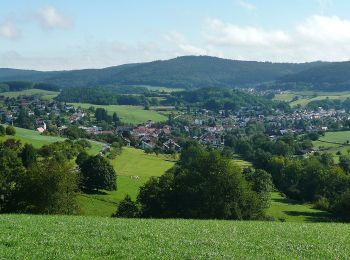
[5,126,16,136]
[0,125,5,136]
[113,195,139,218]
[314,196,330,211]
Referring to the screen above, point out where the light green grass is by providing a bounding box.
[0,214,349,259]
[0,126,103,154]
[0,126,65,148]
[0,89,59,100]
[313,131,350,162]
[267,192,330,222]
[274,91,350,107]
[79,147,175,216]
[69,103,168,125]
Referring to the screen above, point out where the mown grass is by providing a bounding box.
[0,126,65,148]
[0,214,349,259]
[0,89,59,100]
[79,147,175,216]
[267,192,330,222]
[69,103,168,125]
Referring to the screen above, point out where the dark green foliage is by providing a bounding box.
[56,87,147,105]
[95,108,112,122]
[137,143,265,220]
[21,144,37,168]
[279,61,350,91]
[80,155,117,191]
[0,83,9,92]
[76,151,90,167]
[168,88,290,112]
[0,125,5,136]
[0,143,26,212]
[5,126,16,135]
[332,191,350,221]
[13,159,79,214]
[63,126,86,139]
[113,195,140,218]
[0,56,324,89]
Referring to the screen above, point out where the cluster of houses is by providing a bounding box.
[129,121,181,152]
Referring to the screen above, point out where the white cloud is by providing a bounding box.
[0,22,20,39]
[164,31,207,55]
[37,6,73,30]
[202,15,350,62]
[205,18,290,47]
[237,0,256,11]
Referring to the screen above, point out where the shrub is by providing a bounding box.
[5,126,16,136]
[113,195,139,218]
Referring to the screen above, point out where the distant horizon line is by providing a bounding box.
[1,55,348,72]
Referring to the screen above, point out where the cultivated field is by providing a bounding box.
[0,89,59,101]
[69,103,168,125]
[0,214,349,259]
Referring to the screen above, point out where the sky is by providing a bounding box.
[1,0,350,70]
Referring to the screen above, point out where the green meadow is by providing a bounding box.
[313,131,350,161]
[0,89,59,101]
[79,147,176,216]
[0,214,349,259]
[0,126,103,154]
[274,90,350,107]
[69,103,168,125]
[267,192,330,222]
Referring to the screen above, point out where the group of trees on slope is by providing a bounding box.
[0,139,117,214]
[115,142,272,220]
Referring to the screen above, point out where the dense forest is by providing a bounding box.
[0,56,324,89]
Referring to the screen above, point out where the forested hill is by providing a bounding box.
[0,56,323,89]
[277,61,350,91]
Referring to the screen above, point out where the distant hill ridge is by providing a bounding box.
[0,55,345,90]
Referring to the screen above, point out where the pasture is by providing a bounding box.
[313,131,350,161]
[79,147,175,216]
[69,103,168,125]
[267,192,330,222]
[0,89,59,101]
[274,90,350,107]
[0,126,103,154]
[0,214,349,259]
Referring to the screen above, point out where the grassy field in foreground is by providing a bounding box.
[267,192,330,222]
[0,215,349,259]
[69,103,168,125]
[0,126,103,154]
[79,147,175,216]
[274,91,350,107]
[0,89,59,100]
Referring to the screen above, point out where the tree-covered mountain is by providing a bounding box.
[277,62,350,91]
[0,56,324,89]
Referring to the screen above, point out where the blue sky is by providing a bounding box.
[1,0,350,70]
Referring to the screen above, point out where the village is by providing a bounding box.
[1,93,349,155]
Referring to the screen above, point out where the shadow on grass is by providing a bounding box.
[83,189,109,195]
[271,196,302,205]
[285,210,332,222]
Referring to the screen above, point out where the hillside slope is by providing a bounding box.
[0,56,324,89]
[278,61,350,91]
[0,215,349,259]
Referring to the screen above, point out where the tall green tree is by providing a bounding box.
[80,155,117,191]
